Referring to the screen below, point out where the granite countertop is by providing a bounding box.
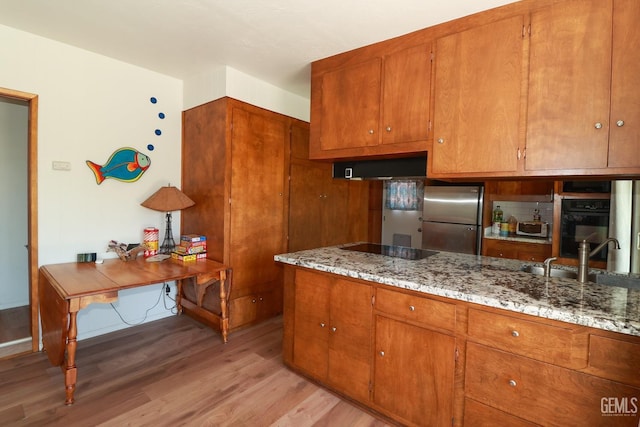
[275,244,640,337]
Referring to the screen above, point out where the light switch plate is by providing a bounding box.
[52,161,71,171]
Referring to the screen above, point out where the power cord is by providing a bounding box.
[110,282,176,325]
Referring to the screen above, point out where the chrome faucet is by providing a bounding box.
[543,256,558,278]
[577,238,620,283]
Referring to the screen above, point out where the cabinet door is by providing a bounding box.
[327,278,373,402]
[382,44,432,145]
[432,15,525,175]
[293,271,331,380]
[318,58,382,151]
[230,107,288,291]
[526,0,612,171]
[288,162,325,252]
[374,315,455,426]
[608,0,640,168]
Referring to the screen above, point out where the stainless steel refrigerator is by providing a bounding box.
[421,185,484,255]
[608,180,640,274]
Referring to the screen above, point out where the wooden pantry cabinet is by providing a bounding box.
[181,97,289,331]
[288,121,370,252]
[309,42,432,160]
[430,14,527,178]
[525,0,640,175]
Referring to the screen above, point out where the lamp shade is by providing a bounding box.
[141,185,195,212]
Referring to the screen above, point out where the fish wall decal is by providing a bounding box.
[86,147,151,184]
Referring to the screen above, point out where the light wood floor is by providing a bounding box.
[0,314,393,426]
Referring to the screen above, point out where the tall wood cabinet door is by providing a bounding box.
[374,315,456,426]
[381,44,432,145]
[318,58,382,151]
[608,0,640,168]
[288,162,325,252]
[431,15,525,175]
[526,0,612,171]
[327,278,372,402]
[229,107,288,290]
[293,271,331,381]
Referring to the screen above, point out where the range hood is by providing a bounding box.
[332,155,427,180]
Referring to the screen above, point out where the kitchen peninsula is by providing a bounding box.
[276,244,640,426]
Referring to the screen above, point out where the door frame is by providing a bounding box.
[1,87,39,352]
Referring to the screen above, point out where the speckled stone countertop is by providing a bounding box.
[275,244,640,337]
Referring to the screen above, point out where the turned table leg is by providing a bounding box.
[64,311,79,405]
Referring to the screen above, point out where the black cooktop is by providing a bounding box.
[341,243,438,261]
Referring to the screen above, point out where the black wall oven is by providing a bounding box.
[560,199,611,261]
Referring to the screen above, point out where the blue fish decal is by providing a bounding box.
[86,147,151,184]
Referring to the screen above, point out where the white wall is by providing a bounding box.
[0,24,184,340]
[0,98,29,310]
[183,65,310,121]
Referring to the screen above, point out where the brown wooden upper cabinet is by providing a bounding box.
[429,15,526,178]
[525,0,640,174]
[309,43,432,160]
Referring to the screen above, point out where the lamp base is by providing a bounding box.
[158,211,176,254]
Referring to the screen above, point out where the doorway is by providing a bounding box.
[0,87,38,359]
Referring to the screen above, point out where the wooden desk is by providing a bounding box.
[38,257,229,405]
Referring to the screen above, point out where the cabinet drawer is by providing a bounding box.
[466,342,640,427]
[467,308,587,368]
[588,334,640,388]
[375,287,455,331]
[464,398,539,427]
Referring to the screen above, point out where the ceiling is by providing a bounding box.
[0,0,516,98]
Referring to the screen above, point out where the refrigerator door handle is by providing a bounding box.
[637,232,640,250]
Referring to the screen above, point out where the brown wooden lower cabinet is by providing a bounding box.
[465,342,640,426]
[292,269,372,402]
[463,398,540,427]
[483,238,552,262]
[374,315,455,426]
[281,265,640,427]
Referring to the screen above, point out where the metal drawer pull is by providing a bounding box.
[379,351,385,357]
[511,330,519,337]
[409,305,415,311]
[331,327,337,332]
[320,323,325,328]
[509,380,517,387]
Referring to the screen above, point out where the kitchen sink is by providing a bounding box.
[520,265,578,279]
[521,265,640,289]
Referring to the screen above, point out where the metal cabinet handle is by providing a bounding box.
[379,351,385,357]
[368,129,375,134]
[409,305,415,311]
[511,330,519,337]
[594,122,603,129]
[386,126,392,132]
[509,379,517,387]
[617,120,625,127]
[251,299,257,303]
[331,327,337,332]
[320,322,326,328]
[437,138,444,144]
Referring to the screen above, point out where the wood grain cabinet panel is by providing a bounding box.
[467,308,588,369]
[587,334,640,388]
[292,269,373,403]
[483,239,551,262]
[375,287,455,331]
[430,15,525,177]
[310,43,432,159]
[463,398,540,427]
[526,0,640,174]
[466,342,640,427]
[374,315,455,427]
[181,98,289,331]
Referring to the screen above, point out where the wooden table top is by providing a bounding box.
[40,257,227,300]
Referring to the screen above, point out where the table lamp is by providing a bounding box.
[141,184,195,254]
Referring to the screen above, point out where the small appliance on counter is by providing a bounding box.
[516,221,549,238]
